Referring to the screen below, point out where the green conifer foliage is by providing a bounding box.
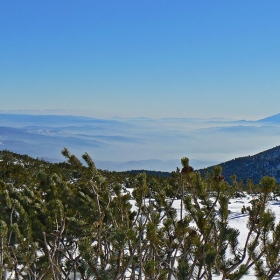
[0,149,280,279]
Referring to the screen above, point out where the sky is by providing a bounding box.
[1,1,280,120]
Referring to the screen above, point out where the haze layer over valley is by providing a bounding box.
[1,112,280,171]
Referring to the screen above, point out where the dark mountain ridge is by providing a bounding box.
[199,145,280,183]
[122,145,280,184]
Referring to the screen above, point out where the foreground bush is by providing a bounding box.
[0,149,280,279]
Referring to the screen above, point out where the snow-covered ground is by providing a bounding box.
[174,195,280,280]
[224,197,280,279]
[126,189,280,280]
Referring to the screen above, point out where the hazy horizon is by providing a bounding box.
[0,109,271,122]
[1,112,280,171]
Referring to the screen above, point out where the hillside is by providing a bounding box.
[124,145,280,184]
[2,144,280,185]
[200,145,280,183]
[0,149,170,189]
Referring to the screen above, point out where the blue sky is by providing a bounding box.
[1,1,280,119]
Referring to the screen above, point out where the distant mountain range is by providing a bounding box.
[1,112,280,172]
[258,113,280,123]
[94,158,213,172]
